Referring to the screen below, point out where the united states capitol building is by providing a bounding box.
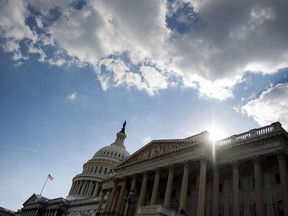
[16,122,288,216]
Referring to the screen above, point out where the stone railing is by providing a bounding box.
[217,122,282,146]
[137,205,183,216]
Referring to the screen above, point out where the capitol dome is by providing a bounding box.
[93,140,130,161]
[67,122,130,200]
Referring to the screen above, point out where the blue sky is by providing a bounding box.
[1,0,288,211]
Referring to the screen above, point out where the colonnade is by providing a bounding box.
[69,180,99,197]
[212,153,288,216]
[103,160,206,216]
[102,153,288,216]
[20,209,39,216]
[21,209,58,216]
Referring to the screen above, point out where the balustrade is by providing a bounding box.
[218,122,280,146]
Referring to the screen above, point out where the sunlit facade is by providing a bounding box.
[100,122,288,216]
[17,122,288,216]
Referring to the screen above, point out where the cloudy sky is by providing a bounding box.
[1,0,288,211]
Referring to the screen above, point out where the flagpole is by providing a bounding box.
[40,175,49,195]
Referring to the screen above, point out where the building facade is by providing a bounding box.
[17,122,288,216]
[100,122,288,216]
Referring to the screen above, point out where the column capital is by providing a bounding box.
[155,168,161,173]
[276,151,287,160]
[128,173,138,179]
[252,155,262,164]
[143,171,149,177]
[232,160,239,168]
[183,160,190,167]
[199,155,207,164]
[164,164,174,172]
[168,165,174,172]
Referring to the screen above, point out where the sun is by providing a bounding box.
[207,124,227,142]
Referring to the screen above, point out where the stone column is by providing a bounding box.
[179,162,189,212]
[253,157,264,216]
[97,189,106,213]
[138,172,148,208]
[71,182,76,195]
[212,167,219,216]
[131,174,137,192]
[111,186,121,213]
[86,181,92,196]
[124,175,138,216]
[75,181,80,194]
[104,180,117,213]
[34,209,39,216]
[68,182,74,195]
[151,169,160,205]
[73,182,78,195]
[197,157,207,216]
[80,180,86,195]
[277,153,288,216]
[233,161,240,216]
[93,182,99,197]
[164,166,174,208]
[115,178,127,214]
[76,181,82,195]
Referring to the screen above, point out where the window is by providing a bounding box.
[104,168,107,174]
[95,167,98,173]
[275,174,281,184]
[219,183,223,192]
[99,167,103,173]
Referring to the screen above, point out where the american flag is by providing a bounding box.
[48,174,54,180]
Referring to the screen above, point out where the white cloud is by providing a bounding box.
[0,0,36,41]
[95,59,172,96]
[1,0,288,99]
[241,83,288,129]
[140,66,169,96]
[67,92,78,101]
[2,40,28,61]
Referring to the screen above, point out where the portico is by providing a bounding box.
[101,122,288,216]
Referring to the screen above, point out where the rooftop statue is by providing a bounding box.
[121,121,126,133]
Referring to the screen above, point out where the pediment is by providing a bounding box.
[23,194,38,206]
[23,194,49,206]
[118,138,200,168]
